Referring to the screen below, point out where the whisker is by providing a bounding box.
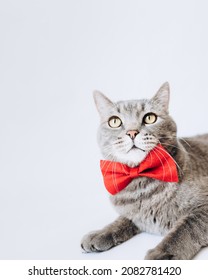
[159,135,192,148]
[158,135,177,140]
[158,141,189,154]
[151,149,166,181]
[179,137,191,147]
[120,162,129,175]
[149,149,153,165]
[100,149,117,172]
[102,160,114,177]
[113,161,119,193]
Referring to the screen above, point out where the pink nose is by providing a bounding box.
[126,130,139,140]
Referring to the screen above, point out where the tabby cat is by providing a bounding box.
[81,82,208,259]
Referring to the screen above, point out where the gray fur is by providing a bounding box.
[81,82,208,259]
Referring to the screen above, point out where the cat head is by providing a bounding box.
[94,82,177,167]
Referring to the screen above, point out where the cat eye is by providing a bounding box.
[143,113,157,124]
[108,116,122,128]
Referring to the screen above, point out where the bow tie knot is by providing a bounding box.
[130,168,139,178]
[100,144,178,195]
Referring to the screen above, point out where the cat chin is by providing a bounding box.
[114,149,148,167]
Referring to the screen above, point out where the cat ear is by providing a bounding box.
[151,82,170,112]
[93,90,114,117]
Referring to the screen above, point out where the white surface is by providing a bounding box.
[0,0,208,259]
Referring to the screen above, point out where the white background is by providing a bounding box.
[0,0,208,259]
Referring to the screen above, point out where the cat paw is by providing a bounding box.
[81,230,114,253]
[145,247,175,260]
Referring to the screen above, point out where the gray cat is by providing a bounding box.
[81,82,208,259]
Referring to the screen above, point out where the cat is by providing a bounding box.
[81,82,208,259]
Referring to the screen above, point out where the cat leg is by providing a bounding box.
[145,207,208,260]
[81,216,140,253]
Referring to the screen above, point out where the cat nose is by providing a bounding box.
[126,130,139,140]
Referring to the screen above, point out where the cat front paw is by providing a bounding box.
[145,247,175,260]
[81,230,115,253]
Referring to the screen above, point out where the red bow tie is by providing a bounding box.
[100,144,178,195]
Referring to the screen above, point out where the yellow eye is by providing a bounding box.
[143,113,157,124]
[108,116,122,128]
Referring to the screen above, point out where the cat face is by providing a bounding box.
[94,82,177,166]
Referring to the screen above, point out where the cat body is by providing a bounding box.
[81,83,208,259]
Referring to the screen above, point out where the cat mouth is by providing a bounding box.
[129,145,146,153]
